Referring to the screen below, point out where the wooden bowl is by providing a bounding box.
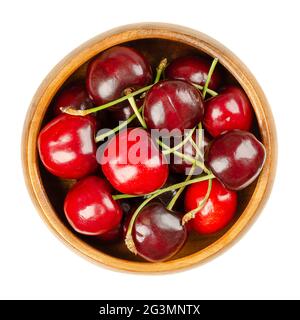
[22,23,277,273]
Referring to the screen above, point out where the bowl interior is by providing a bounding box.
[39,37,261,263]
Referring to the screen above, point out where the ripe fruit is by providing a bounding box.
[132,202,187,262]
[101,128,168,195]
[64,176,122,235]
[206,130,266,190]
[204,86,253,137]
[38,114,98,179]
[165,56,221,90]
[143,80,204,135]
[185,179,237,234]
[86,46,152,106]
[53,81,94,116]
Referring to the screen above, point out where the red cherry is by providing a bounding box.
[204,86,253,137]
[38,114,98,179]
[107,99,143,127]
[185,179,237,234]
[206,130,266,190]
[143,80,204,135]
[132,202,187,262]
[53,81,94,116]
[165,56,221,90]
[86,46,152,106]
[171,132,211,174]
[64,176,123,235]
[96,223,122,242]
[101,128,168,195]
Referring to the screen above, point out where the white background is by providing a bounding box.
[0,0,299,300]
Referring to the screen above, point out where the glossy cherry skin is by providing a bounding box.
[86,46,152,106]
[204,86,253,137]
[171,132,211,174]
[165,56,221,90]
[38,114,98,179]
[206,130,266,190]
[143,80,204,135]
[53,81,94,115]
[101,128,168,195]
[132,202,187,262]
[64,176,122,235]
[185,179,237,234]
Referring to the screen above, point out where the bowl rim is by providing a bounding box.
[22,22,277,273]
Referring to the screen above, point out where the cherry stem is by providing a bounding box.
[182,177,213,225]
[162,128,195,155]
[125,173,215,254]
[158,139,210,174]
[124,89,147,129]
[95,106,143,142]
[155,58,168,83]
[192,83,218,97]
[61,84,153,116]
[202,58,218,99]
[166,123,203,211]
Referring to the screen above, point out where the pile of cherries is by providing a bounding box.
[38,45,266,262]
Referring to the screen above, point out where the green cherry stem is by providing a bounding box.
[61,84,153,116]
[161,127,195,156]
[182,177,213,225]
[124,173,215,254]
[95,108,142,142]
[192,83,218,97]
[167,122,205,211]
[124,88,147,129]
[202,57,218,99]
[158,139,210,174]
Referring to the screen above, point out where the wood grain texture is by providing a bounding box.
[22,23,277,273]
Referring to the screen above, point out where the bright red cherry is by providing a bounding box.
[165,56,221,90]
[64,176,123,235]
[132,202,187,262]
[185,179,237,234]
[53,81,94,116]
[86,46,152,106]
[143,80,204,135]
[38,114,98,179]
[204,86,253,137]
[206,130,266,190]
[101,128,168,195]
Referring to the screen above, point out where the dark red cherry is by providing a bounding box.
[171,132,211,174]
[132,202,187,262]
[101,128,168,195]
[64,176,123,235]
[96,223,122,242]
[86,46,152,106]
[143,80,204,135]
[38,114,98,179]
[107,99,143,127]
[53,81,94,116]
[204,86,253,137]
[185,179,237,234]
[165,56,221,90]
[206,130,266,190]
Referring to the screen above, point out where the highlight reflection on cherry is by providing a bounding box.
[206,130,266,190]
[86,46,152,106]
[143,80,204,134]
[166,56,221,90]
[132,202,187,262]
